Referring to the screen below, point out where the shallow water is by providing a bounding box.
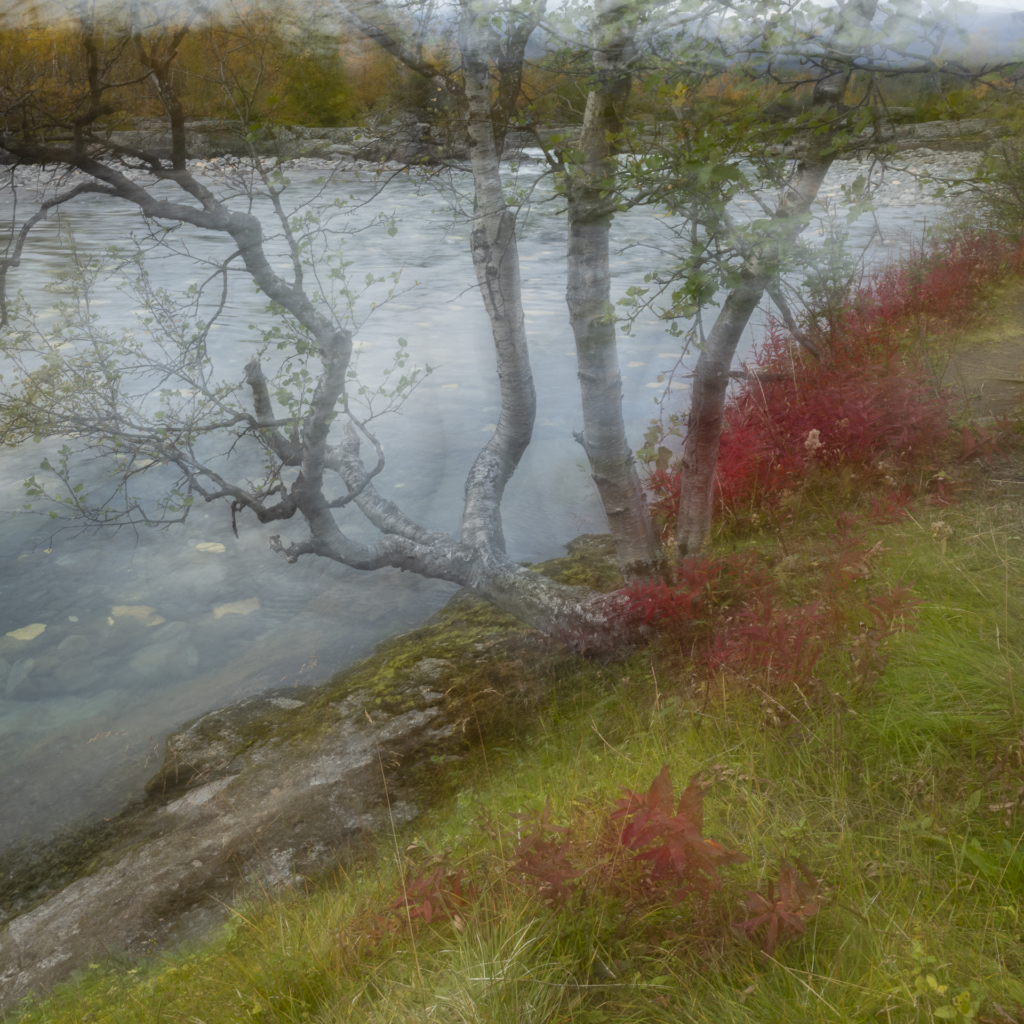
[0,151,944,850]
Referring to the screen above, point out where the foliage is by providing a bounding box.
[608,764,749,901]
[977,141,1024,244]
[647,230,1024,534]
[736,859,822,957]
[391,859,476,927]
[0,1,411,128]
[624,515,923,706]
[510,797,579,905]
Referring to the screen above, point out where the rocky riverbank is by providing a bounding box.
[0,536,619,1012]
[0,117,1001,216]
[85,115,464,165]
[1,113,1007,176]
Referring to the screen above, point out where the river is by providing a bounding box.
[0,146,961,850]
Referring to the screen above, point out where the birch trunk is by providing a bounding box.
[566,0,667,584]
[457,2,536,554]
[675,63,851,559]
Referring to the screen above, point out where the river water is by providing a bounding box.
[0,148,956,850]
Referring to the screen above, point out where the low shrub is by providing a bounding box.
[623,513,921,703]
[388,766,811,960]
[649,230,1024,530]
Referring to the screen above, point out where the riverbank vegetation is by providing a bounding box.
[7,216,1024,1022]
[3,0,1024,1015]
[4,0,1024,130]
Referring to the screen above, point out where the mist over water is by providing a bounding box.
[0,150,950,850]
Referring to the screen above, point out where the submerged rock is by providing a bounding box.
[5,659,35,700]
[126,643,200,684]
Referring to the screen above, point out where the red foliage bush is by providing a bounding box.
[711,231,1024,514]
[511,797,579,904]
[706,596,830,689]
[609,765,749,902]
[391,861,476,926]
[649,231,1024,526]
[737,859,822,957]
[623,557,723,626]
[711,317,950,514]
[382,772,826,961]
[627,512,920,698]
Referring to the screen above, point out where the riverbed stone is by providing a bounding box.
[56,635,90,655]
[145,620,189,643]
[43,661,103,696]
[126,643,200,684]
[5,659,35,700]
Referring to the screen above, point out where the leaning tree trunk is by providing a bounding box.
[0,0,659,661]
[675,61,852,560]
[566,0,667,584]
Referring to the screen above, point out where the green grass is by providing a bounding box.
[6,494,1024,1024]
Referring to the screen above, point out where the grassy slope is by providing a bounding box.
[5,499,1022,1024]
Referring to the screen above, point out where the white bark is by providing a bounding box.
[566,0,667,583]
[457,0,537,554]
[675,57,859,559]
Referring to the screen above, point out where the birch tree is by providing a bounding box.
[653,0,993,558]
[0,0,663,656]
[0,0,994,660]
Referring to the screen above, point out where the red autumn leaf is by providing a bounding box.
[610,766,748,902]
[392,861,477,926]
[511,797,579,904]
[737,859,821,957]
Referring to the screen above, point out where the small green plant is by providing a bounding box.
[896,940,986,1021]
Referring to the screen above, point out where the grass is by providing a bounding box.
[6,490,1024,1024]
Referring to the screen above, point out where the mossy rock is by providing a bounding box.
[0,537,622,1008]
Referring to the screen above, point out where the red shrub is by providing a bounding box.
[651,231,1024,524]
[707,596,829,690]
[714,318,950,514]
[624,557,724,625]
[609,765,749,902]
[870,487,913,524]
[391,861,476,926]
[737,860,822,957]
[511,797,579,905]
